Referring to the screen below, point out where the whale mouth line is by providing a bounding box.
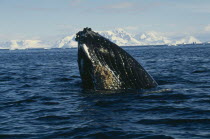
[75,27,158,90]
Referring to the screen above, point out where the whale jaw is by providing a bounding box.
[78,42,122,90]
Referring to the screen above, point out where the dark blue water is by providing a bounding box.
[0,45,210,139]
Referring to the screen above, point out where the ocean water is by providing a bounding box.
[0,45,210,139]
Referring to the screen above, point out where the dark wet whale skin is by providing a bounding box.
[75,28,158,90]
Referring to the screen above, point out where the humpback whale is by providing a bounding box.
[75,28,158,90]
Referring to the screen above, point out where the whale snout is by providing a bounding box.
[75,27,93,44]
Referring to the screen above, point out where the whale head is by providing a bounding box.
[75,27,157,90]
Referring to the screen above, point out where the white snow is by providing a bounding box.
[134,31,172,45]
[54,35,77,48]
[0,28,204,49]
[0,40,50,50]
[174,36,201,45]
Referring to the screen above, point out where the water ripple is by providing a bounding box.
[0,46,210,139]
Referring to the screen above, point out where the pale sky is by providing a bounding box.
[1,0,210,42]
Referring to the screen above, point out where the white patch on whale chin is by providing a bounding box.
[83,44,91,60]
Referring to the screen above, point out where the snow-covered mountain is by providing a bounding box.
[53,35,77,48]
[174,36,201,45]
[0,28,202,49]
[99,28,144,46]
[55,28,202,48]
[135,31,172,45]
[0,40,50,50]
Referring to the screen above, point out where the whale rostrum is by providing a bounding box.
[75,27,158,90]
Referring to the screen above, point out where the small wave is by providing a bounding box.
[187,80,208,84]
[197,85,210,88]
[53,77,74,82]
[3,98,37,106]
[142,88,173,94]
[71,75,80,78]
[135,92,189,101]
[41,101,60,105]
[138,118,210,125]
[194,99,210,103]
[94,99,122,107]
[32,108,63,113]
[45,130,174,139]
[35,115,70,121]
[135,106,193,113]
[192,69,210,73]
[0,76,14,82]
[83,131,156,139]
[0,134,32,138]
[20,84,32,88]
[143,135,174,139]
[156,80,175,85]
[81,88,172,95]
